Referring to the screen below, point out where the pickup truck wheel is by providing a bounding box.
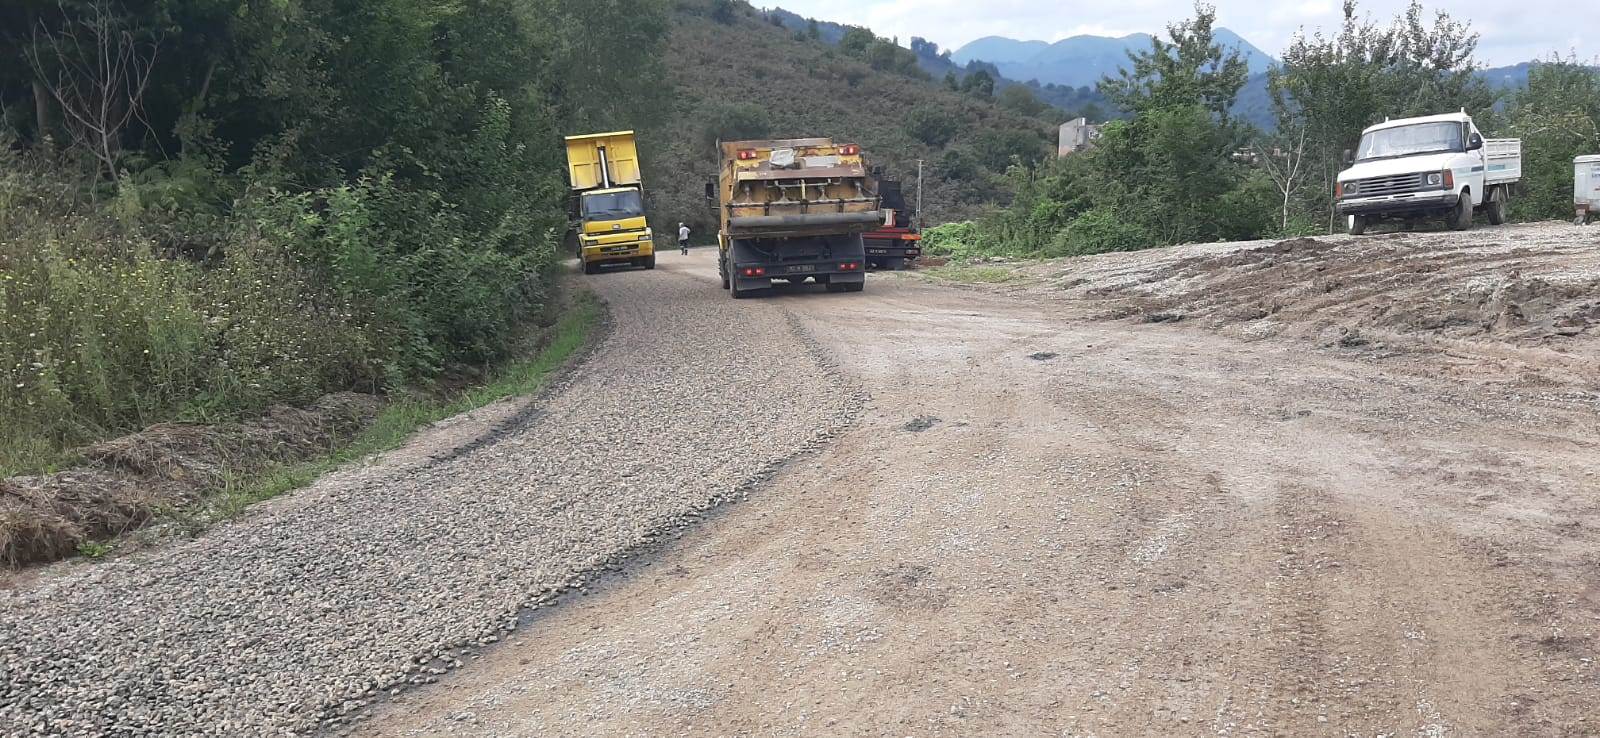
[1347,214,1368,236]
[1486,188,1508,225]
[1448,192,1474,231]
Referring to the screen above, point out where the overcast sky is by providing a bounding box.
[764,0,1597,67]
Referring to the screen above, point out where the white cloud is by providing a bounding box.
[764,0,1597,66]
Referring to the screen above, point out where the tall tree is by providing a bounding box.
[1503,58,1600,220]
[1100,3,1247,119]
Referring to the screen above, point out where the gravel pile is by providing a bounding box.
[0,268,863,735]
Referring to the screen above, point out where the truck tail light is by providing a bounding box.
[839,261,860,271]
[839,144,860,155]
[737,149,758,160]
[740,266,766,277]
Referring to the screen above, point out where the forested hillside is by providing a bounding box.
[0,0,669,472]
[650,1,1059,234]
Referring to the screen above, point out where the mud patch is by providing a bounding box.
[902,416,940,432]
[0,393,381,567]
[866,563,949,610]
[1028,351,1059,361]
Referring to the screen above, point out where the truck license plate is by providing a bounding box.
[786,264,816,274]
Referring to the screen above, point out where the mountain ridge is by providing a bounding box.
[951,27,1274,88]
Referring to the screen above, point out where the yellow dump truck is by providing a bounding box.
[564,131,653,274]
[710,138,883,297]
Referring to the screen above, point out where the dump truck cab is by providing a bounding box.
[564,131,654,273]
[712,137,882,298]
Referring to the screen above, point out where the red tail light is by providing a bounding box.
[740,266,766,277]
[839,144,860,156]
[737,149,758,160]
[839,261,860,271]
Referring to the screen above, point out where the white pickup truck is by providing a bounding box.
[1335,112,1521,235]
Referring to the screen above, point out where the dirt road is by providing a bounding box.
[367,225,1600,736]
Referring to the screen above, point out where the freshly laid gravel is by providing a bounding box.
[0,267,863,735]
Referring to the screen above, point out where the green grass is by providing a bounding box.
[189,289,603,525]
[920,263,1021,284]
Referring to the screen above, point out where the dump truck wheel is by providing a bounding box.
[1486,187,1507,225]
[644,254,657,270]
[582,261,597,275]
[1347,215,1368,236]
[1448,192,1473,231]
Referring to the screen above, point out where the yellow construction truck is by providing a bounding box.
[564,131,654,274]
[709,138,882,297]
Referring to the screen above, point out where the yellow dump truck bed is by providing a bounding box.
[565,131,641,190]
[715,138,882,241]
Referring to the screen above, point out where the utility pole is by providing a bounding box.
[915,159,924,230]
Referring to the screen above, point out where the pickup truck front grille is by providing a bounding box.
[1349,173,1425,198]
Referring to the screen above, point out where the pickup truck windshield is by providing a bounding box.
[1357,122,1462,161]
[580,190,644,221]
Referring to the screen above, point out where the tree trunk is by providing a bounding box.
[31,79,51,141]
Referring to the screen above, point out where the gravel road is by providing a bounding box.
[0,261,861,735]
[368,229,1600,737]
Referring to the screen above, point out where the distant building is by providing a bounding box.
[1058,117,1101,156]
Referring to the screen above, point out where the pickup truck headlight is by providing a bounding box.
[1425,172,1443,187]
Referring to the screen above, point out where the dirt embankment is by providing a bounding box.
[0,393,380,567]
[994,223,1600,385]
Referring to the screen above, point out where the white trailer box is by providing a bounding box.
[1576,154,1600,225]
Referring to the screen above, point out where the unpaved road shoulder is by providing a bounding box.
[368,239,1600,737]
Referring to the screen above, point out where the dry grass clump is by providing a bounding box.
[0,393,380,567]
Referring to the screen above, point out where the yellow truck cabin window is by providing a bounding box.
[580,190,644,221]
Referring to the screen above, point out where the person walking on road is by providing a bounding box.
[678,222,690,255]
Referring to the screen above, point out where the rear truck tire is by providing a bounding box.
[1486,187,1508,225]
[1448,191,1473,231]
[1347,214,1368,236]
